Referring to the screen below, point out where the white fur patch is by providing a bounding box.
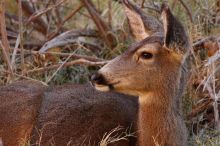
[95,84,110,92]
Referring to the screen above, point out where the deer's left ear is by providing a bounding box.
[123,0,163,41]
[161,3,190,53]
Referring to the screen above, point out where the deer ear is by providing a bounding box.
[123,0,163,41]
[161,3,190,53]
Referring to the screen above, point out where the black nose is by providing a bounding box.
[90,73,106,85]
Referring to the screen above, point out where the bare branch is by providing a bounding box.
[177,0,193,22]
[18,0,25,73]
[27,0,66,25]
[0,1,10,58]
[10,48,104,62]
[81,0,116,49]
[11,35,20,69]
[0,1,13,78]
[17,0,48,34]
[47,3,84,40]
[26,59,108,74]
[39,29,100,53]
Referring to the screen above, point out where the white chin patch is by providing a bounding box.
[95,84,110,92]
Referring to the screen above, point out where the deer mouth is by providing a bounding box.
[90,73,121,91]
[93,84,111,92]
[91,81,120,92]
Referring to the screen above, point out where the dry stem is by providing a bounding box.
[18,0,25,73]
[27,59,108,74]
[0,0,13,79]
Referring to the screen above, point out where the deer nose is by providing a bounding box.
[90,73,106,85]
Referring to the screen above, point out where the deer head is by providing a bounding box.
[91,1,190,100]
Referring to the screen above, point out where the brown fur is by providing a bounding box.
[0,81,138,146]
[0,80,46,146]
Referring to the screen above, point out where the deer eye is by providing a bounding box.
[140,52,153,59]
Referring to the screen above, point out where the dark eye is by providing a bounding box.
[140,52,153,59]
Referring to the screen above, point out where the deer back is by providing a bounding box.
[31,83,138,146]
[0,80,138,146]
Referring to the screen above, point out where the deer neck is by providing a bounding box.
[137,89,185,146]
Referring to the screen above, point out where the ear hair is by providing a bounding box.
[123,0,163,41]
[161,2,190,53]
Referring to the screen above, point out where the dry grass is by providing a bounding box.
[189,129,220,146]
[99,126,135,146]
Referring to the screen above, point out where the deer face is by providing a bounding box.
[91,1,190,97]
[91,37,183,96]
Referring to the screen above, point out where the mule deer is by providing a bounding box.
[91,1,191,146]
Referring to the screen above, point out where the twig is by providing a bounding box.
[171,0,178,9]
[210,63,220,130]
[193,36,217,47]
[26,59,108,74]
[177,0,193,22]
[52,0,62,27]
[18,0,25,74]
[39,29,100,53]
[108,0,112,28]
[18,0,48,34]
[46,49,76,83]
[62,3,83,24]
[81,0,116,49]
[97,0,100,11]
[0,0,13,79]
[13,73,48,86]
[9,40,42,47]
[40,51,104,62]
[202,61,220,130]
[0,41,13,73]
[47,0,65,40]
[0,2,12,57]
[141,0,146,8]
[27,0,66,24]
[10,48,104,62]
[99,126,135,146]
[78,11,91,19]
[11,35,20,69]
[47,3,83,40]
[187,98,213,119]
